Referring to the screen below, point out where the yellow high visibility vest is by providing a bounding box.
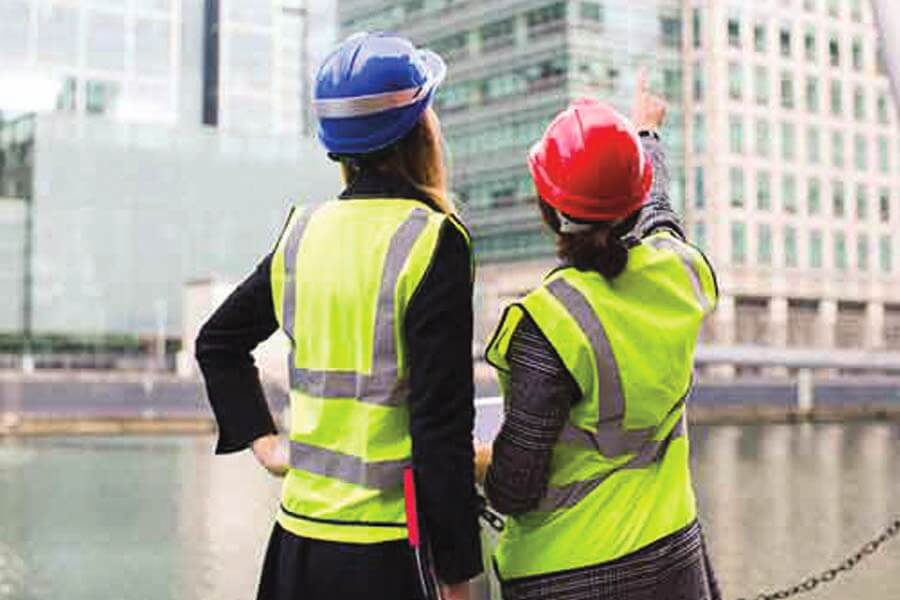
[486,231,718,580]
[271,198,469,543]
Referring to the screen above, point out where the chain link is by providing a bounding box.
[736,517,900,600]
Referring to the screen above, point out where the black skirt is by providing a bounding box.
[256,522,426,600]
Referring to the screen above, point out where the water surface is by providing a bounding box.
[1,423,898,599]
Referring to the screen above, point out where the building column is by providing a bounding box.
[817,299,838,378]
[817,299,837,348]
[865,302,885,351]
[766,297,789,377]
[709,294,735,379]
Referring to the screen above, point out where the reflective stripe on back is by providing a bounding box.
[537,276,689,512]
[539,414,686,511]
[281,207,430,406]
[289,440,409,491]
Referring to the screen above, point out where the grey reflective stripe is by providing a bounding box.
[284,207,431,406]
[289,440,409,491]
[313,85,428,118]
[646,236,711,313]
[282,206,320,344]
[288,369,410,405]
[538,413,687,512]
[558,421,656,456]
[558,390,691,455]
[545,278,625,424]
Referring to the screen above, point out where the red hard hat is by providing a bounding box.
[528,98,652,222]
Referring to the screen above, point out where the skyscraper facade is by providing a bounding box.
[687,0,900,366]
[202,0,335,135]
[0,0,184,122]
[337,0,900,370]
[0,0,336,135]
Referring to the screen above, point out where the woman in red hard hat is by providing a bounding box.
[478,76,721,599]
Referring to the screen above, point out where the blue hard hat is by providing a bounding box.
[313,32,447,155]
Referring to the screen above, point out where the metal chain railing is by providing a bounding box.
[737,517,900,600]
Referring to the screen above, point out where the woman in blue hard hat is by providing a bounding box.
[196,33,482,600]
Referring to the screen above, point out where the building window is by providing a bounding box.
[833,181,846,217]
[729,115,745,154]
[877,93,889,124]
[753,65,769,105]
[481,17,515,50]
[852,39,863,71]
[754,23,766,52]
[694,222,707,250]
[831,131,844,167]
[829,80,842,116]
[692,8,702,48]
[693,62,704,102]
[880,188,891,222]
[732,221,747,265]
[757,170,772,210]
[660,15,681,48]
[694,166,705,208]
[810,230,823,268]
[85,80,119,114]
[526,2,566,38]
[781,122,795,161]
[804,30,816,61]
[827,0,839,18]
[858,235,869,271]
[828,36,840,66]
[854,133,868,171]
[785,226,798,267]
[728,62,743,100]
[758,224,773,265]
[693,113,705,153]
[834,232,847,270]
[755,118,771,157]
[780,73,794,109]
[880,235,892,273]
[808,178,821,215]
[782,175,797,214]
[851,0,863,22]
[580,2,603,23]
[804,0,816,12]
[853,86,866,120]
[730,167,745,207]
[779,27,792,58]
[728,15,741,48]
[856,184,868,220]
[877,136,890,173]
[805,76,819,112]
[662,68,682,101]
[807,127,821,163]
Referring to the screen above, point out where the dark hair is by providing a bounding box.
[538,200,639,279]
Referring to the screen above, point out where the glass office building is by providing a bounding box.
[338,0,685,263]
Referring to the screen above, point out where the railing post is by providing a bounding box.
[797,368,814,415]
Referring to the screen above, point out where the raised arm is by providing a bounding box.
[630,71,686,240]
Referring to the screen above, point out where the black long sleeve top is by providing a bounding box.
[195,170,483,584]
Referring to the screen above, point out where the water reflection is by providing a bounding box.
[691,423,900,600]
[0,423,898,600]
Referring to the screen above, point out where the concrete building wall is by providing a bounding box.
[0,199,26,331]
[28,113,340,335]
